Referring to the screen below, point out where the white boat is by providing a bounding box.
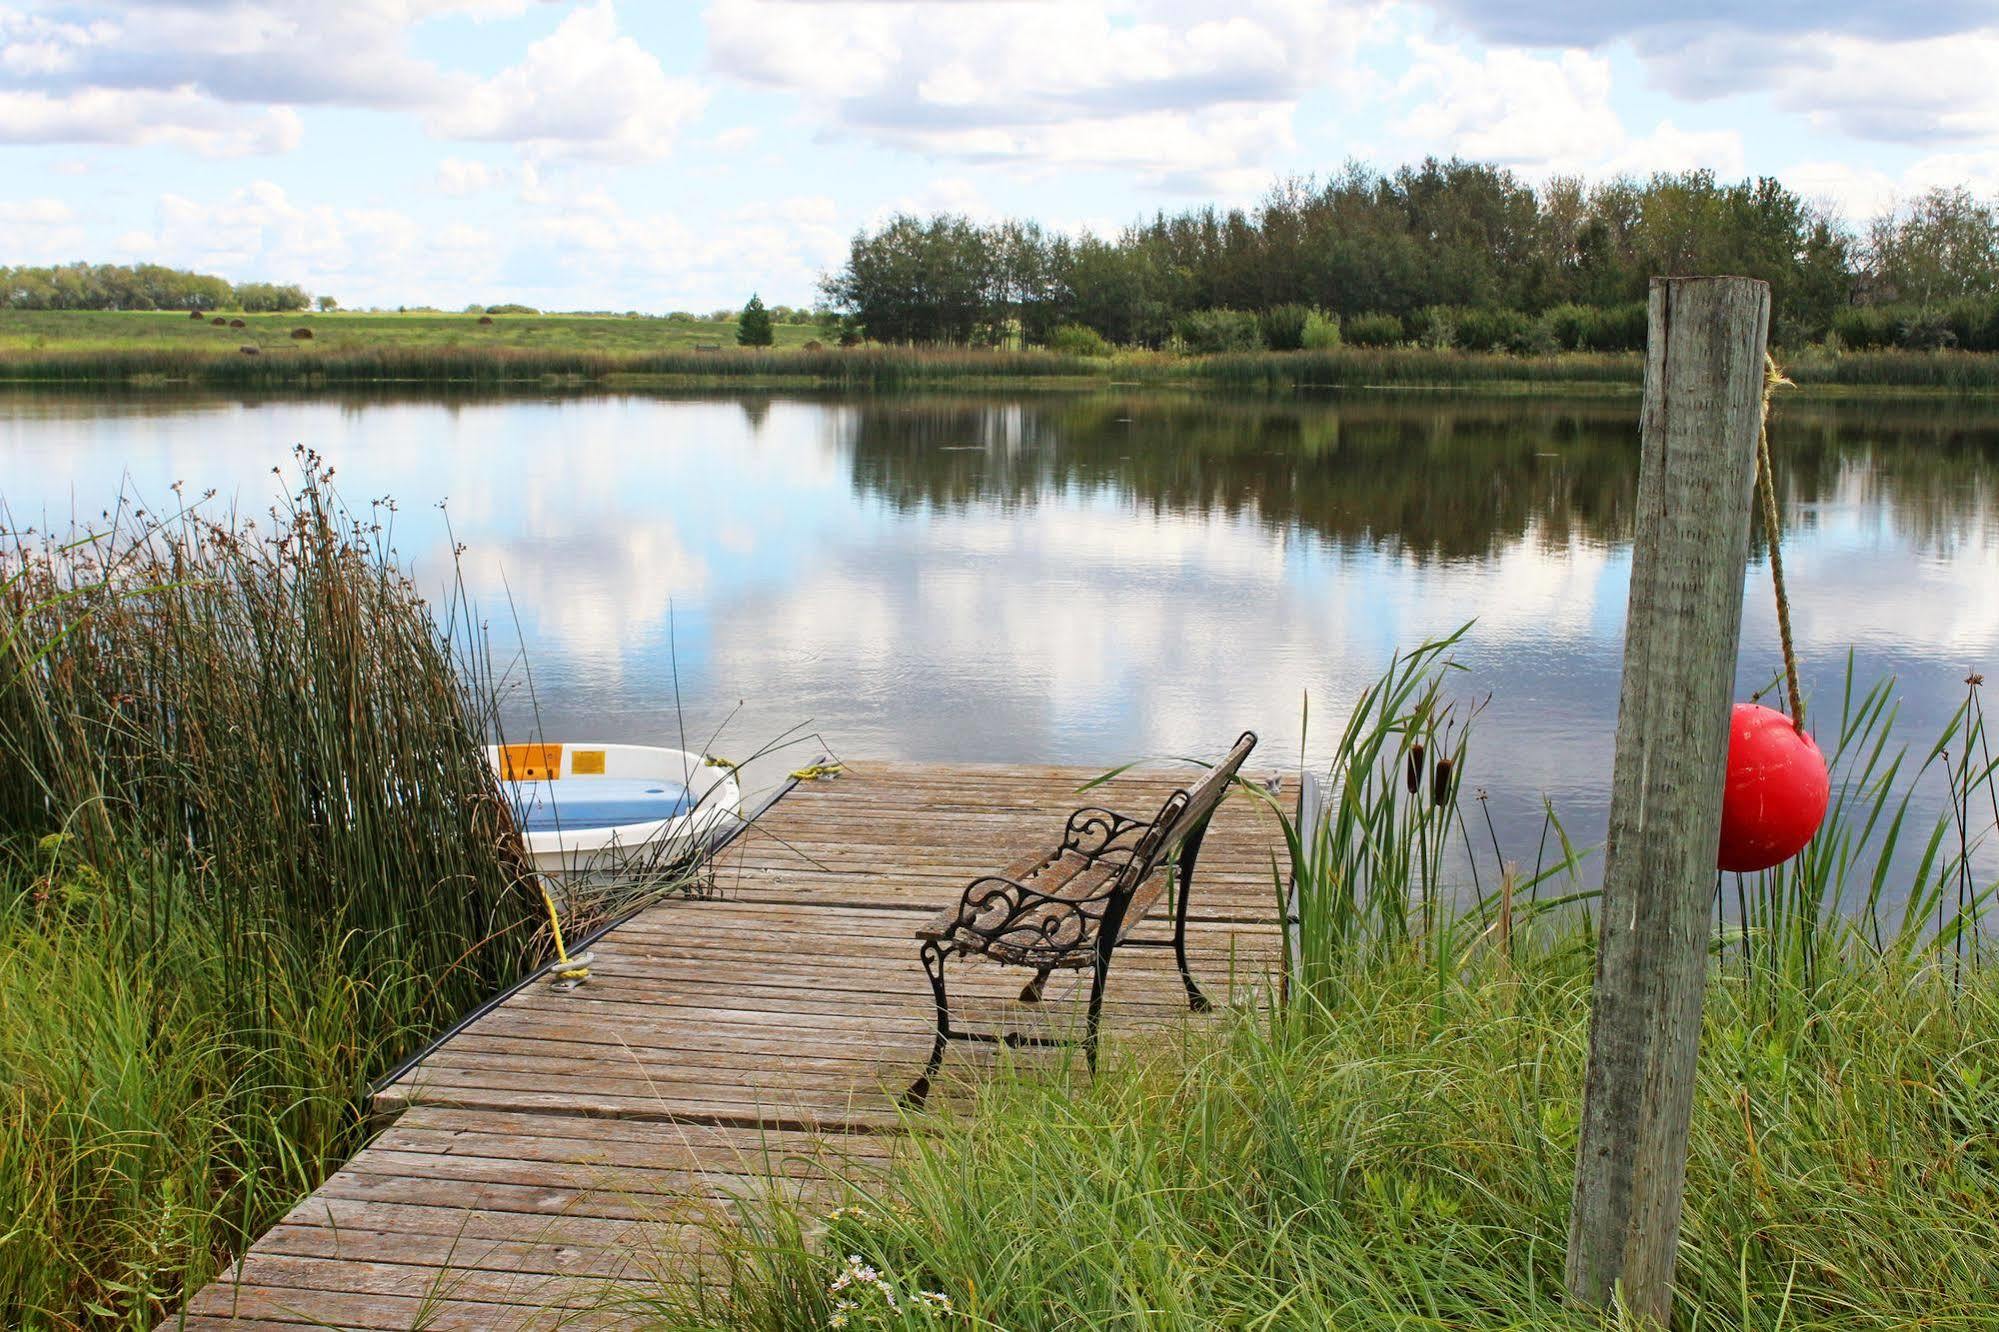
[489,742,743,877]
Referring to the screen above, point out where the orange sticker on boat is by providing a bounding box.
[572,749,606,775]
[500,743,563,780]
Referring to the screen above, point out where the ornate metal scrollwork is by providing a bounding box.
[1060,806,1149,860]
[952,871,1108,965]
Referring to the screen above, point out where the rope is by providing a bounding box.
[1755,353,1804,734]
[711,754,842,780]
[789,761,844,780]
[536,877,591,985]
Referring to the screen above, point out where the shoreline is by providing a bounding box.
[6,313,1999,393]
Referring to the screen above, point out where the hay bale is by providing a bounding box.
[239,345,261,355]
[803,339,823,352]
[229,318,246,328]
[210,317,228,326]
[189,309,206,320]
[477,315,494,325]
[290,327,313,340]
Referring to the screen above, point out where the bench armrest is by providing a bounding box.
[1061,806,1150,860]
[930,871,1115,953]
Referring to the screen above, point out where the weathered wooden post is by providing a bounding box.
[1565,276,1771,1326]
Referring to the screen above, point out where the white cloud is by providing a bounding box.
[0,196,86,260]
[1397,43,1622,171]
[1640,27,1999,148]
[1605,119,1744,180]
[503,188,846,307]
[1783,152,1999,225]
[0,86,301,155]
[436,156,507,196]
[1394,40,1742,179]
[430,0,707,162]
[705,0,1363,190]
[111,181,501,307]
[0,1,522,108]
[1,1,699,164]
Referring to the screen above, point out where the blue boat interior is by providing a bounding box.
[508,777,695,832]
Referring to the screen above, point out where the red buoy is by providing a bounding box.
[1717,702,1829,872]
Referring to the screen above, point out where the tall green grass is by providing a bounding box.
[9,334,1999,392]
[0,344,1107,389]
[0,458,544,1326]
[616,638,1997,1331]
[1175,346,1644,391]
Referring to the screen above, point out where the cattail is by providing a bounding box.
[1406,742,1425,794]
[1431,754,1455,808]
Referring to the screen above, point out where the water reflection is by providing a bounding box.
[3,388,1995,889]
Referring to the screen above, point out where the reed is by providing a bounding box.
[1172,346,1644,391]
[0,344,1107,389]
[0,458,544,1326]
[8,332,1999,392]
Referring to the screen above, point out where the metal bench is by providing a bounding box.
[905,731,1257,1105]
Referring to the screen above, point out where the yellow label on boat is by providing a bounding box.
[500,743,562,780]
[572,749,606,775]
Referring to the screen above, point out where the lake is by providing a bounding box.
[4,387,1996,891]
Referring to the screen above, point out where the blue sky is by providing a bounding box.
[4,1,1997,311]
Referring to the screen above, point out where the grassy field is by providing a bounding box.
[9,310,1999,392]
[0,308,823,357]
[617,639,1999,1332]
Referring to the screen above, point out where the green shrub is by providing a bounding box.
[1343,311,1405,348]
[1257,304,1313,352]
[483,303,538,315]
[1829,306,1894,351]
[1047,323,1112,357]
[1897,309,1958,351]
[1452,306,1535,353]
[1408,304,1457,349]
[1172,308,1264,355]
[1540,302,1647,353]
[1301,309,1341,349]
[1939,298,1999,353]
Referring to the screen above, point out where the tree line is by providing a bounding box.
[817,160,1999,354]
[0,262,313,312]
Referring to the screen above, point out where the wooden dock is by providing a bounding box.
[174,762,1288,1330]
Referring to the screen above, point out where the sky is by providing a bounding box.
[3,0,1999,312]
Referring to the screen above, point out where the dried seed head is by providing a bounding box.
[1431,755,1455,808]
[1406,743,1425,794]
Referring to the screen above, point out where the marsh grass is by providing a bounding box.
[10,313,1999,392]
[0,458,545,1326]
[620,637,1998,1332]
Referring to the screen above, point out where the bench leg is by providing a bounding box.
[904,940,953,1108]
[1085,943,1113,1075]
[1018,967,1053,1003]
[1174,822,1214,1013]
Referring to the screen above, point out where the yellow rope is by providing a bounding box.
[535,877,589,984]
[1755,353,1805,733]
[789,761,844,781]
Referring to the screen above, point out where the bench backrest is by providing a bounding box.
[1117,730,1258,892]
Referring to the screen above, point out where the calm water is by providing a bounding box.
[4,388,1997,886]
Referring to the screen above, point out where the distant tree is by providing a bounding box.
[1866,188,1999,309]
[736,293,775,347]
[232,281,310,312]
[317,295,338,312]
